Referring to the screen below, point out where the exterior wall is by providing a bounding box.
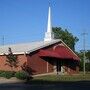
[62,60,79,75]
[0,42,79,75]
[27,55,54,75]
[26,43,61,75]
[0,54,27,71]
[65,66,79,75]
[27,53,47,75]
[26,43,60,75]
[26,42,79,75]
[48,60,54,72]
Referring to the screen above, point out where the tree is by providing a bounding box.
[76,51,83,71]
[52,27,79,51]
[85,50,90,71]
[86,50,90,61]
[5,47,18,71]
[78,50,90,71]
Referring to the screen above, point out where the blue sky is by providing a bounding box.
[0,0,90,51]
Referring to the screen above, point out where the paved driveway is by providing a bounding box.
[0,81,90,90]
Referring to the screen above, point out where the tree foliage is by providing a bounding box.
[78,50,90,71]
[5,47,18,70]
[52,27,79,51]
[79,50,90,62]
[86,50,90,61]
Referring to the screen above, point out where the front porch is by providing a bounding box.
[53,59,79,75]
[39,56,79,75]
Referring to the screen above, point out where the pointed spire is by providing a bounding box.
[44,3,54,42]
[47,6,51,33]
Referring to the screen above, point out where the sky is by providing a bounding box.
[0,0,90,51]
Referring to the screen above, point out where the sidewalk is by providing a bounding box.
[32,72,56,77]
[0,77,25,84]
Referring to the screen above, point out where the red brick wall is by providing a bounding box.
[0,54,27,71]
[48,62,53,72]
[27,54,54,75]
[48,59,54,72]
[27,53,47,75]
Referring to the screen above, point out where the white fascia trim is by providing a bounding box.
[0,52,28,55]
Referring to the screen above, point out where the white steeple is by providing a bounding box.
[47,6,51,32]
[44,5,54,42]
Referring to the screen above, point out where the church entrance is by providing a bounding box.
[53,59,67,75]
[45,57,62,74]
[53,59,61,74]
[57,60,61,73]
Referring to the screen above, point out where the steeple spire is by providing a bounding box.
[44,3,54,42]
[47,6,51,33]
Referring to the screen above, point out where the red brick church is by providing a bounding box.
[0,6,80,75]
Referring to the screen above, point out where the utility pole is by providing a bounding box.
[82,32,87,75]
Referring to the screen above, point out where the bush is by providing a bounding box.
[79,61,83,71]
[15,71,29,80]
[0,71,15,79]
[0,71,4,74]
[86,63,90,71]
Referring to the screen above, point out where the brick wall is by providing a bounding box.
[0,54,27,71]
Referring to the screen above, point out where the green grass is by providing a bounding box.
[25,72,90,84]
[32,72,90,81]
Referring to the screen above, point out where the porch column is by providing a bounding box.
[53,61,57,73]
[47,62,48,73]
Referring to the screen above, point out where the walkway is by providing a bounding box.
[0,77,24,84]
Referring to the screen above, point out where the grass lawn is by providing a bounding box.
[27,72,90,84]
[34,74,90,81]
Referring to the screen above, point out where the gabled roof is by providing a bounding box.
[0,39,61,55]
[0,39,80,60]
[38,43,80,61]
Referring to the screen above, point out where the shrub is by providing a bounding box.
[15,71,29,80]
[0,71,15,79]
[0,71,4,74]
[86,63,90,71]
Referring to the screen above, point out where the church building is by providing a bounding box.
[0,6,80,75]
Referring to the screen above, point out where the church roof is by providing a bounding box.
[0,39,61,55]
[0,39,80,60]
[38,43,80,61]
